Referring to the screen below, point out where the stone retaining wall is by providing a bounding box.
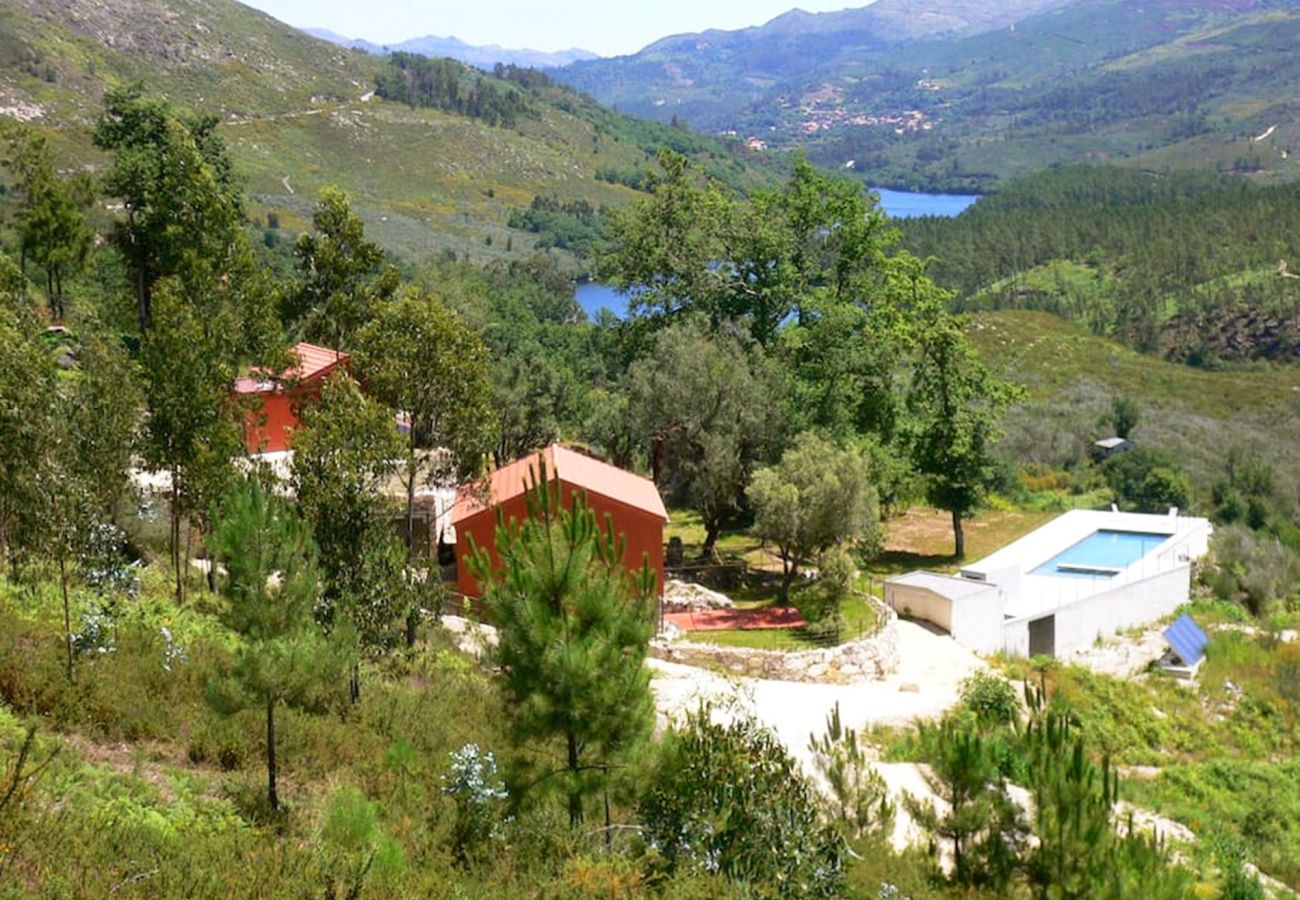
[649,601,899,684]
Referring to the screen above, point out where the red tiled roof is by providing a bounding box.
[233,343,349,395]
[451,444,668,524]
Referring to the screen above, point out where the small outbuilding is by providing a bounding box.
[235,342,350,453]
[450,444,668,598]
[1092,436,1134,460]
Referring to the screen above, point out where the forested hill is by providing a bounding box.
[0,0,771,262]
[558,0,1300,191]
[900,166,1300,363]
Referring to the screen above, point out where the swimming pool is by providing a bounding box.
[1031,529,1168,579]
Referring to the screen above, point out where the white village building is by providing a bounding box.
[885,508,1212,657]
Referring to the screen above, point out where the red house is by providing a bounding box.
[450,444,668,598]
[235,342,349,453]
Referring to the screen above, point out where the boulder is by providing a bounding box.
[662,578,735,611]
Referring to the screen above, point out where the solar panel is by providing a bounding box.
[1164,614,1209,666]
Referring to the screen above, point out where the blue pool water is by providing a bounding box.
[1031,530,1168,579]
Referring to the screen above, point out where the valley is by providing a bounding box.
[2,0,1300,897]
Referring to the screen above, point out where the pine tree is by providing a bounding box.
[208,476,342,812]
[469,458,656,827]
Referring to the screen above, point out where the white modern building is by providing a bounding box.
[885,509,1213,657]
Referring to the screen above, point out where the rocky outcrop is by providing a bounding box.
[650,602,900,684]
[662,578,735,611]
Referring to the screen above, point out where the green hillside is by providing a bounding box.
[559,0,1300,191]
[968,309,1300,504]
[0,0,771,263]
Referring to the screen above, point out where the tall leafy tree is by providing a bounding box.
[1,125,93,320]
[292,372,406,700]
[208,476,342,812]
[354,287,495,557]
[749,431,878,603]
[94,84,243,332]
[907,281,1021,558]
[469,461,656,827]
[286,186,398,348]
[138,284,244,601]
[603,151,895,348]
[36,336,140,680]
[627,320,786,556]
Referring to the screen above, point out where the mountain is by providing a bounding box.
[304,27,599,71]
[0,0,767,263]
[558,0,1075,128]
[558,0,1300,191]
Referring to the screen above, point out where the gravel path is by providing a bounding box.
[648,619,986,769]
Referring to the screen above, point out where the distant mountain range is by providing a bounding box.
[556,0,1300,192]
[303,27,599,70]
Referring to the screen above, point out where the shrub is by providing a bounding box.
[959,672,1019,727]
[639,706,844,895]
[1208,524,1300,618]
[442,743,509,866]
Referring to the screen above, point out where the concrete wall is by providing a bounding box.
[884,581,1006,655]
[885,583,952,632]
[1001,564,1192,657]
[949,590,1008,655]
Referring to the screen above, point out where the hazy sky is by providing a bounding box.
[243,0,862,56]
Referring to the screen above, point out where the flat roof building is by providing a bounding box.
[886,508,1212,658]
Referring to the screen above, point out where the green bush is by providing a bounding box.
[1208,524,1300,618]
[639,706,844,896]
[959,672,1019,727]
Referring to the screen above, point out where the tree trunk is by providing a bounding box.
[59,554,74,682]
[952,508,965,560]
[404,455,419,649]
[701,521,720,561]
[171,476,183,603]
[566,731,583,828]
[46,270,55,318]
[349,662,361,705]
[778,557,798,606]
[266,699,279,811]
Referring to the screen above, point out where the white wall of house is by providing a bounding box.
[1000,564,1192,657]
[884,577,1006,655]
[886,583,953,632]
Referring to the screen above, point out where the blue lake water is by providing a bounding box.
[1031,530,1168,579]
[872,187,979,218]
[573,189,980,318]
[574,282,634,320]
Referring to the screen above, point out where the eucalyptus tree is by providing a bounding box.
[286,186,399,348]
[94,84,244,332]
[292,373,406,699]
[1,125,93,319]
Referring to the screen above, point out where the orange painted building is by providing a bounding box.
[235,342,350,453]
[451,444,669,598]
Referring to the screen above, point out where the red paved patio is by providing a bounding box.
[664,607,807,632]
